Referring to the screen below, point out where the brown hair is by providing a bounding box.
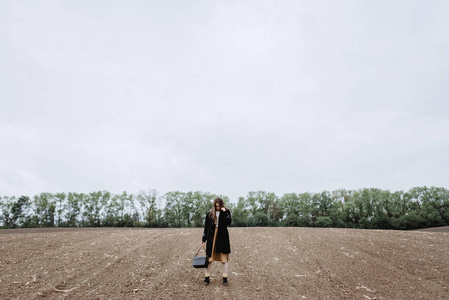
[209,197,227,225]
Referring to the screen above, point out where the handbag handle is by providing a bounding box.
[195,245,206,257]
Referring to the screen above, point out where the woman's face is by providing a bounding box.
[215,203,221,211]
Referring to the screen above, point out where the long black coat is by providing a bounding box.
[202,209,231,257]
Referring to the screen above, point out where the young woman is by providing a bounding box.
[201,197,231,286]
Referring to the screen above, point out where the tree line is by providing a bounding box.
[1,186,448,230]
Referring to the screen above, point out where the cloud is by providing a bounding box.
[1,0,448,200]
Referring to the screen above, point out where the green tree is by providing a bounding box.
[343,199,357,228]
[279,193,300,226]
[63,192,83,227]
[0,196,16,228]
[244,191,280,226]
[395,211,425,230]
[54,193,66,227]
[34,193,56,227]
[315,216,333,227]
[115,191,134,226]
[188,191,215,227]
[137,189,158,227]
[231,197,250,226]
[84,191,110,226]
[297,192,313,226]
[12,196,32,228]
[163,191,185,227]
[249,211,270,226]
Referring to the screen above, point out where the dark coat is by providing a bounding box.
[202,209,231,257]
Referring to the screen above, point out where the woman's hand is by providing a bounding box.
[201,241,205,247]
[221,207,226,211]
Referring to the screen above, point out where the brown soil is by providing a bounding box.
[0,227,448,299]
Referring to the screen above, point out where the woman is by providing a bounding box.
[201,197,231,286]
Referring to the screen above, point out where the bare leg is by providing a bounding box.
[204,262,212,285]
[222,262,229,286]
[222,262,228,276]
[205,262,212,276]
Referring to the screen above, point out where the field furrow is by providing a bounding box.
[0,227,448,299]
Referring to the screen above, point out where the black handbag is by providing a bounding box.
[192,246,209,268]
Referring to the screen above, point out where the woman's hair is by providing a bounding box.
[209,197,227,224]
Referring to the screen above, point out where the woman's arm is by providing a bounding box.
[222,209,231,226]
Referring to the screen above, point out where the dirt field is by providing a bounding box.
[0,227,448,299]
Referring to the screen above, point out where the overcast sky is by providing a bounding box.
[1,0,448,201]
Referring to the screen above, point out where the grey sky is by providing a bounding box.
[1,0,448,201]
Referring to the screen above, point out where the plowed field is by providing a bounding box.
[1,227,448,299]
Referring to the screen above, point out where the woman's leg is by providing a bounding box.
[204,262,212,285]
[222,262,229,286]
[222,262,228,277]
[205,262,212,276]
